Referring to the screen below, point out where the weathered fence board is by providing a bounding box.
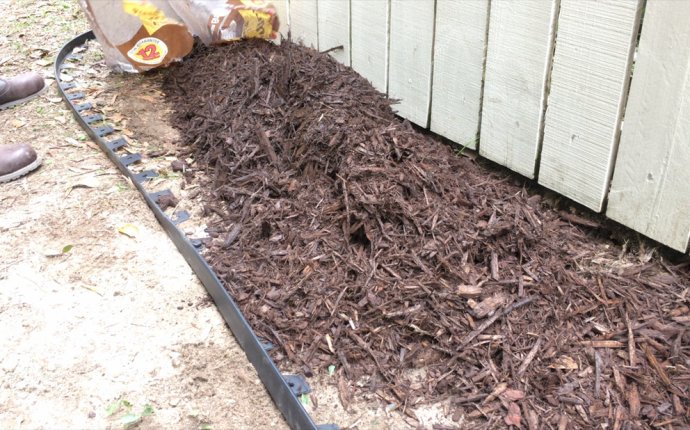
[538,0,642,212]
[388,0,435,127]
[607,2,690,252]
[273,0,290,41]
[317,0,350,65]
[290,0,318,48]
[430,0,488,149]
[479,0,558,178]
[351,0,389,93]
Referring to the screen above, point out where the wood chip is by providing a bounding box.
[456,284,483,297]
[517,337,542,376]
[626,311,635,367]
[472,292,508,319]
[628,383,640,418]
[579,340,626,348]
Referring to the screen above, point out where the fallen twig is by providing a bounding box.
[460,296,535,347]
[594,350,602,398]
[517,337,542,376]
[320,45,344,55]
[256,128,280,167]
[626,311,635,367]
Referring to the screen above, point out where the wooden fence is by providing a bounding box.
[273,0,690,253]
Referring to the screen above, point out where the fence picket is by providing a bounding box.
[351,0,389,93]
[430,0,488,150]
[479,0,559,179]
[317,0,350,65]
[273,0,290,41]
[290,0,318,48]
[538,0,643,212]
[607,2,690,252]
[388,0,435,127]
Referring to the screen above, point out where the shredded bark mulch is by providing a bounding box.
[162,40,690,428]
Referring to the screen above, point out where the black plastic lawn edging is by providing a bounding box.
[56,31,337,430]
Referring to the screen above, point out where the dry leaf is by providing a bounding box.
[11,119,25,128]
[501,388,526,402]
[72,176,100,189]
[549,356,578,370]
[110,112,125,123]
[65,137,81,147]
[504,402,521,427]
[60,73,73,82]
[66,176,100,196]
[29,49,48,59]
[118,223,140,238]
[35,59,52,67]
[138,94,157,103]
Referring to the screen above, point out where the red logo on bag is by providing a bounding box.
[127,37,168,65]
[136,43,161,61]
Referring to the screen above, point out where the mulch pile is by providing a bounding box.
[162,40,690,428]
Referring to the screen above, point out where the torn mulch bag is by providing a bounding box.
[79,0,280,73]
[169,0,281,46]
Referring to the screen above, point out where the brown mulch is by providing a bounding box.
[162,39,690,428]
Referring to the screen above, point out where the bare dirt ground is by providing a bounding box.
[0,1,287,429]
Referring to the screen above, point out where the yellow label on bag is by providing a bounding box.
[123,0,170,34]
[238,9,273,39]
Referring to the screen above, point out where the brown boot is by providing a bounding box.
[0,144,41,183]
[0,73,47,110]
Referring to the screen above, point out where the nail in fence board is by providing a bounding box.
[479,0,558,179]
[538,0,642,212]
[290,0,318,48]
[388,0,435,127]
[351,0,389,93]
[317,0,350,66]
[607,2,690,253]
[430,0,489,150]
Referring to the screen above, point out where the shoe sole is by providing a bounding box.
[0,80,50,111]
[0,157,42,183]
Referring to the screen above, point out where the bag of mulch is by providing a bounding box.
[168,0,280,45]
[79,0,280,73]
[79,0,195,73]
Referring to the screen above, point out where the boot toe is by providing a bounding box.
[0,72,46,107]
[17,72,46,96]
[0,143,39,176]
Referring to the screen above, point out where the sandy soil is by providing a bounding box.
[0,1,287,429]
